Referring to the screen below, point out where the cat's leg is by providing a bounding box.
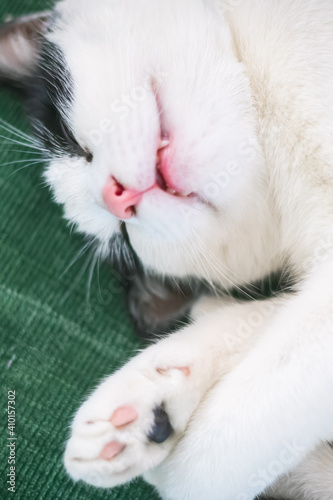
[64,296,280,488]
[145,260,333,500]
[146,440,333,500]
[267,443,333,500]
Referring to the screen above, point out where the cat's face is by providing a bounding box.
[0,0,262,282]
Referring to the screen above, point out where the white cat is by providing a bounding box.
[1,1,333,499]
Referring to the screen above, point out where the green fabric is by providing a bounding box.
[0,2,159,499]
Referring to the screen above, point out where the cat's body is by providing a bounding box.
[1,1,333,499]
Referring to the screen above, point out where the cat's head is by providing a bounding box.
[0,0,262,284]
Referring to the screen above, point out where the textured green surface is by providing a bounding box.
[0,1,159,499]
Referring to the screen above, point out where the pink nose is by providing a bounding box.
[102,177,144,219]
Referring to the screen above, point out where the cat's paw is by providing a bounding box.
[64,353,198,488]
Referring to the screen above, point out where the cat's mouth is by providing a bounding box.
[155,140,193,199]
[102,140,198,221]
[155,165,192,198]
[155,158,217,212]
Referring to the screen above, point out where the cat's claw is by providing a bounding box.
[64,355,195,488]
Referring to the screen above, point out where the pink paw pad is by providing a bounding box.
[110,406,138,428]
[157,366,191,377]
[99,441,125,460]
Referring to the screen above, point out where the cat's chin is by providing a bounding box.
[129,187,214,227]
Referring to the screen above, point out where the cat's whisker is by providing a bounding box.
[182,238,217,293]
[2,160,47,182]
[69,221,76,236]
[168,275,186,295]
[0,158,47,168]
[59,244,97,305]
[0,134,49,152]
[190,227,250,287]
[60,239,96,280]
[33,122,70,159]
[192,247,218,294]
[184,235,217,289]
[3,149,49,156]
[0,124,64,160]
[192,247,244,296]
[204,258,256,299]
[190,228,255,299]
[96,252,103,299]
[86,247,101,302]
[0,119,42,146]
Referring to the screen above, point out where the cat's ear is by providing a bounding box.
[0,12,51,87]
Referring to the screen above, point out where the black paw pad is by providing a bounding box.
[148,405,173,444]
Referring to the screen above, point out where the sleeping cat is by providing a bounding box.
[1,1,333,499]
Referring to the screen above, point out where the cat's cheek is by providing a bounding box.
[43,158,116,241]
[44,159,85,203]
[65,205,118,243]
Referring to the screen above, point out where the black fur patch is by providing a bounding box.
[257,497,288,500]
[228,268,296,302]
[127,273,204,339]
[108,226,295,339]
[148,405,173,444]
[25,42,92,162]
[105,220,296,339]
[0,14,92,162]
[107,225,205,339]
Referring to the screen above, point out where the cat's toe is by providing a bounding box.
[99,440,126,460]
[110,405,139,428]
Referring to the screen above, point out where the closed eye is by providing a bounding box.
[25,40,94,163]
[60,119,93,163]
[60,119,78,148]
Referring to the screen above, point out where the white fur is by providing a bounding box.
[40,0,333,498]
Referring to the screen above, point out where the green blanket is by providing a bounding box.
[0,1,159,498]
